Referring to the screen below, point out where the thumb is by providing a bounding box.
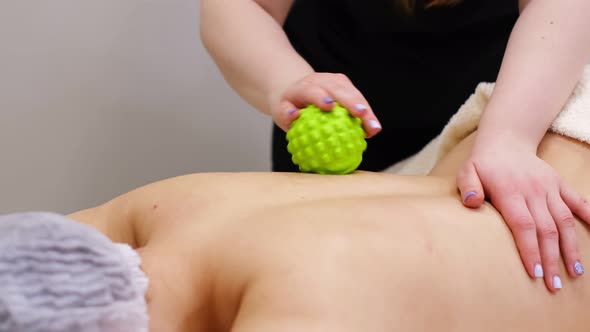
[456,160,485,208]
[273,100,300,132]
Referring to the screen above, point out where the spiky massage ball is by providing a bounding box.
[286,104,367,174]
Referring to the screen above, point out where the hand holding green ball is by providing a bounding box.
[286,103,367,174]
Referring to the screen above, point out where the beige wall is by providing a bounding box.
[0,0,272,214]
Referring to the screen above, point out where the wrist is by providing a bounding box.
[472,128,540,156]
[475,106,545,155]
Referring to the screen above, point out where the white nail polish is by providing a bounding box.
[553,275,562,289]
[355,103,368,111]
[534,264,544,278]
[368,120,381,129]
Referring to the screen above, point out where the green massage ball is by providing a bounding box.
[286,103,367,174]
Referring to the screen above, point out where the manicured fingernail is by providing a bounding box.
[574,261,584,275]
[368,119,381,129]
[323,97,334,104]
[463,191,476,202]
[534,264,544,278]
[355,103,368,112]
[288,109,297,115]
[553,275,562,289]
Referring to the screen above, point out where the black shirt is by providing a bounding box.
[272,0,519,172]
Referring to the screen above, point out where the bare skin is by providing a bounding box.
[68,132,590,332]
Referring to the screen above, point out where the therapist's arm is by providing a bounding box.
[476,0,590,147]
[457,0,590,291]
[200,0,313,115]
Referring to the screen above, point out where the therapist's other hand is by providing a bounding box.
[271,72,382,137]
[456,138,590,292]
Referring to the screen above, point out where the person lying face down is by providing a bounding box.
[1,131,590,332]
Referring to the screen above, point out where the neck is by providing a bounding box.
[67,203,136,245]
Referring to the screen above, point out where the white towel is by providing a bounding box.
[385,64,590,175]
[0,212,149,332]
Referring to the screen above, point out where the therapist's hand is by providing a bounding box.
[456,137,590,291]
[271,72,382,137]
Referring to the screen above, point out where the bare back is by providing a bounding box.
[68,133,590,332]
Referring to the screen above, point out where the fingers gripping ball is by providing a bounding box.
[286,104,367,174]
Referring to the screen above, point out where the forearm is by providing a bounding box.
[476,0,590,149]
[200,0,314,115]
